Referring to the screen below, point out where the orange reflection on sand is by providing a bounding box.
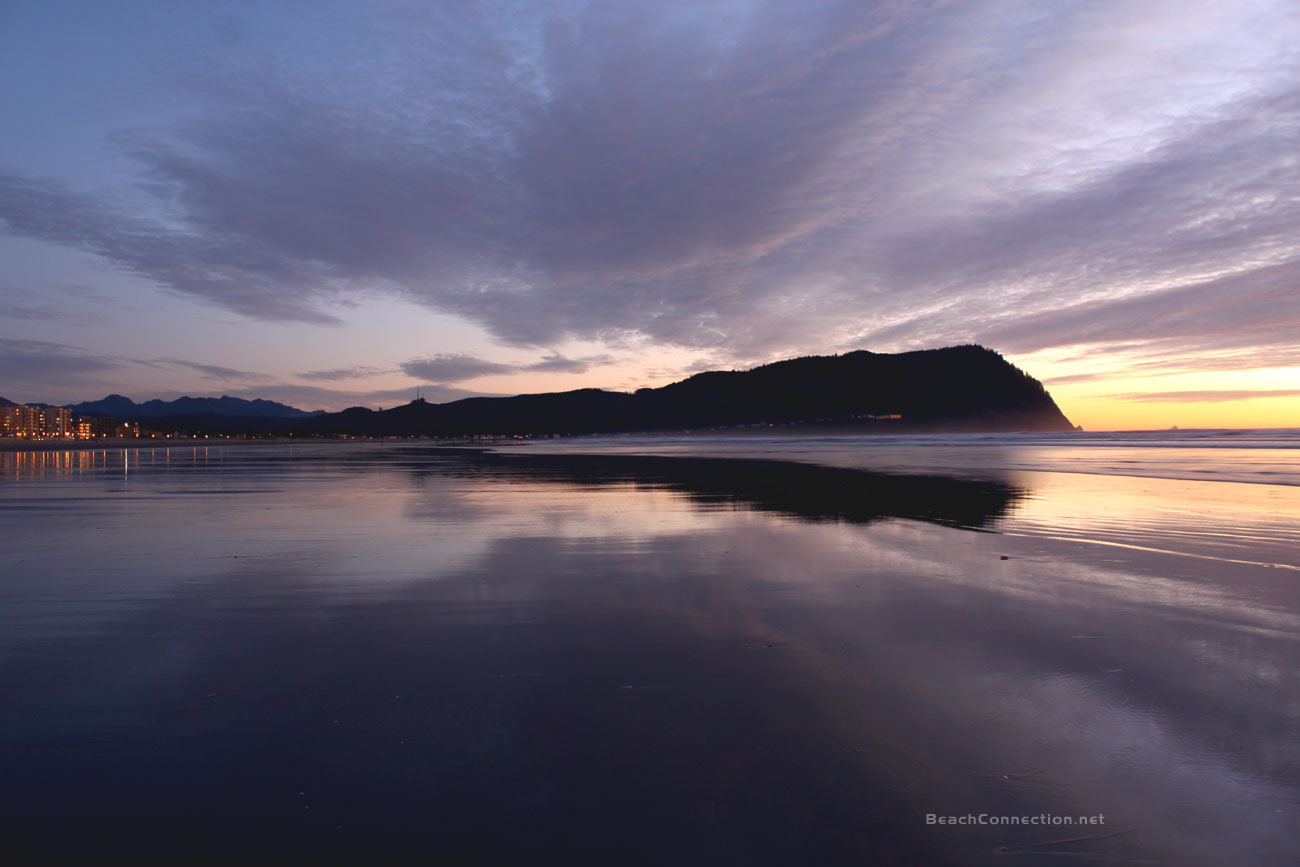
[1000,469,1300,571]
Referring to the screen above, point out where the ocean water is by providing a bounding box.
[519,427,1300,486]
[520,429,1300,573]
[1,434,1298,864]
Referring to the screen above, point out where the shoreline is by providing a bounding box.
[0,437,302,453]
[0,437,499,453]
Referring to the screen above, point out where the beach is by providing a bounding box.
[2,436,1297,864]
[0,437,299,452]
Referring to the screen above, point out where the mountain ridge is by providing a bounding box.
[300,344,1075,437]
[66,394,323,419]
[8,346,1075,435]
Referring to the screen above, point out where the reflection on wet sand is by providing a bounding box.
[423,447,1026,529]
[0,443,1297,864]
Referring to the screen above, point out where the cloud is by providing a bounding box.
[0,331,517,409]
[399,352,614,381]
[144,358,269,382]
[1,0,1298,369]
[0,289,88,325]
[1042,373,1107,386]
[977,259,1300,371]
[0,285,114,326]
[400,354,514,382]
[1111,389,1300,403]
[0,171,348,324]
[296,365,391,381]
[0,338,121,393]
[0,338,283,404]
[523,353,613,374]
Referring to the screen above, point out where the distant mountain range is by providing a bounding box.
[6,346,1076,436]
[1,394,322,433]
[66,394,323,420]
[299,345,1076,437]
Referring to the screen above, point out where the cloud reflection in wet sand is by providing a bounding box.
[0,443,1297,864]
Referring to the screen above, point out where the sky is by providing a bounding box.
[1,0,1297,431]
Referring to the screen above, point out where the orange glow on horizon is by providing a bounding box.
[1055,392,1300,432]
[1011,348,1300,431]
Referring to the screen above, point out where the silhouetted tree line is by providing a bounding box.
[296,345,1075,438]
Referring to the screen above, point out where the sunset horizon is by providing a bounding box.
[3,338,1295,433]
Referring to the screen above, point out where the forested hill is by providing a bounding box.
[298,345,1076,437]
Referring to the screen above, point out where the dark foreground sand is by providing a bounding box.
[2,440,1297,864]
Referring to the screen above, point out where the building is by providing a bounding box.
[1,404,71,438]
[38,407,72,438]
[1,405,37,437]
[1,404,136,439]
[90,417,120,439]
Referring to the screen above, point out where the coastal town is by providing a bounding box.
[1,403,142,440]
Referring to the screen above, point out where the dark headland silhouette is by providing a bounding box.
[301,345,1075,437]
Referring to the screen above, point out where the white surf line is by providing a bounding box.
[997,530,1300,572]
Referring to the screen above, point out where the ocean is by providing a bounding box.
[2,432,1297,864]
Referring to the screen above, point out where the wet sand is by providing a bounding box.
[0,437,295,451]
[1,442,1297,864]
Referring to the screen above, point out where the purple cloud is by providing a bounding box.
[0,338,121,393]
[1,0,1296,373]
[399,354,514,382]
[296,365,391,382]
[1112,389,1300,403]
